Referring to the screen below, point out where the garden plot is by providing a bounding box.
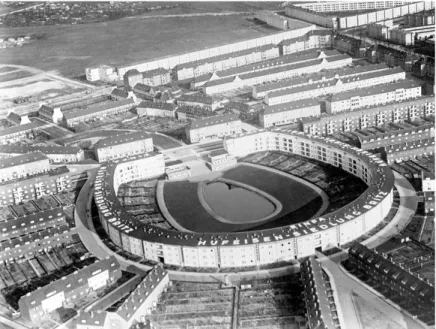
[17,259,38,280]
[238,276,304,328]
[151,283,233,329]
[28,257,47,277]
[0,207,16,221]
[32,195,60,211]
[54,192,73,205]
[48,249,65,268]
[6,262,27,284]
[36,253,57,273]
[56,247,73,265]
[0,264,16,287]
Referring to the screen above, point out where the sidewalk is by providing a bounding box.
[326,171,418,263]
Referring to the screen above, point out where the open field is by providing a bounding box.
[0,11,311,77]
[0,66,19,73]
[0,69,33,82]
[0,66,88,108]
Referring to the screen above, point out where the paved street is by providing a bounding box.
[328,170,418,263]
[363,171,418,249]
[318,171,425,329]
[319,254,427,329]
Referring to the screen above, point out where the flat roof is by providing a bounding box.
[165,159,183,167]
[209,149,228,157]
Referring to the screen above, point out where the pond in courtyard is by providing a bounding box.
[203,181,276,223]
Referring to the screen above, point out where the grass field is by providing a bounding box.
[0,76,86,104]
[0,70,33,82]
[163,164,322,232]
[0,9,311,77]
[0,66,17,73]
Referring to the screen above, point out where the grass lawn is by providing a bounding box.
[163,164,323,232]
[0,11,311,77]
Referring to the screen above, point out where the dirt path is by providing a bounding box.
[0,64,95,90]
[135,11,251,19]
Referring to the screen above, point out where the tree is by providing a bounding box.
[78,140,92,150]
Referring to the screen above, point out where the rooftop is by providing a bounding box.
[176,106,217,118]
[116,266,168,321]
[301,96,434,124]
[255,63,390,93]
[0,144,81,155]
[142,67,169,78]
[111,88,129,99]
[133,83,152,93]
[137,101,177,111]
[0,120,47,138]
[0,165,70,187]
[174,44,278,71]
[95,131,152,150]
[38,104,56,116]
[188,114,240,129]
[209,149,228,157]
[19,257,120,309]
[262,98,320,115]
[178,93,218,105]
[352,241,435,288]
[0,151,48,170]
[329,80,422,103]
[63,99,135,120]
[268,67,405,98]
